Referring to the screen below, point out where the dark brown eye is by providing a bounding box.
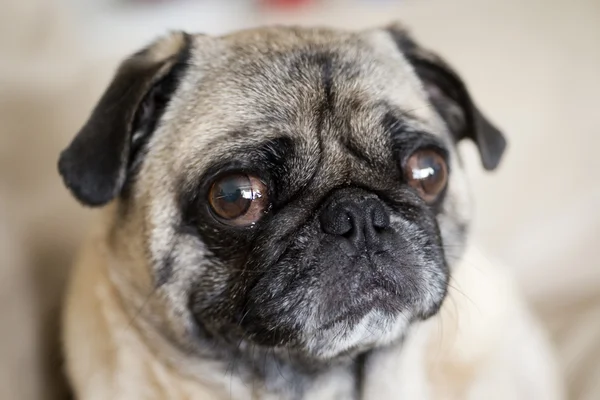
[208,174,269,226]
[405,149,448,203]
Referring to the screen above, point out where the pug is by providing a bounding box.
[58,23,564,399]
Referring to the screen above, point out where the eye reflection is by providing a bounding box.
[405,149,448,203]
[208,174,269,226]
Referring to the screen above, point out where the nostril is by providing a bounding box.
[320,206,353,236]
[371,209,389,230]
[320,195,389,240]
[341,216,354,238]
[336,214,353,236]
[368,200,390,230]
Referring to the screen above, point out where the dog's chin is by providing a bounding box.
[298,309,412,360]
[236,287,441,362]
[222,264,448,361]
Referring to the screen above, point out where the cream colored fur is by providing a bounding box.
[64,212,564,399]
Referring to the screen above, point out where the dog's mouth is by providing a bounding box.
[235,261,440,354]
[189,199,448,359]
[188,256,446,362]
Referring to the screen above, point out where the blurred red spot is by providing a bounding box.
[259,0,315,9]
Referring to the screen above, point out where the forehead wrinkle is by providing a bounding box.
[344,102,394,170]
[229,48,352,195]
[166,27,439,197]
[278,52,399,191]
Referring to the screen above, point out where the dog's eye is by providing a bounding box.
[405,149,448,203]
[209,174,269,226]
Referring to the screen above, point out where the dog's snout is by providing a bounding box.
[320,194,390,249]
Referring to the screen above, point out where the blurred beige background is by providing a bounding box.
[1,0,598,399]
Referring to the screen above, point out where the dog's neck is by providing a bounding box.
[126,305,426,400]
[64,215,435,399]
[107,264,430,399]
[64,217,559,399]
[192,336,375,399]
[117,277,397,399]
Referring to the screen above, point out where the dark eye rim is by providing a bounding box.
[178,165,276,251]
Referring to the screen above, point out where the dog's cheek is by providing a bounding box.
[151,232,237,340]
[386,214,449,317]
[236,230,321,346]
[436,161,472,266]
[187,274,240,338]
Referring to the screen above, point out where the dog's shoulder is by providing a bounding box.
[361,247,564,400]
[62,213,226,399]
[425,247,565,399]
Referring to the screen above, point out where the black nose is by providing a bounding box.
[320,191,390,249]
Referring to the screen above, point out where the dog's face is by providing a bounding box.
[59,25,505,362]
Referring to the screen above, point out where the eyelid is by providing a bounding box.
[390,129,449,163]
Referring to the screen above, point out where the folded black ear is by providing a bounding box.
[58,31,192,206]
[386,23,506,170]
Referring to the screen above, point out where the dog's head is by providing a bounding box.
[59,24,505,362]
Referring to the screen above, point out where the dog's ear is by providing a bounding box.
[58,31,192,206]
[386,23,506,170]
